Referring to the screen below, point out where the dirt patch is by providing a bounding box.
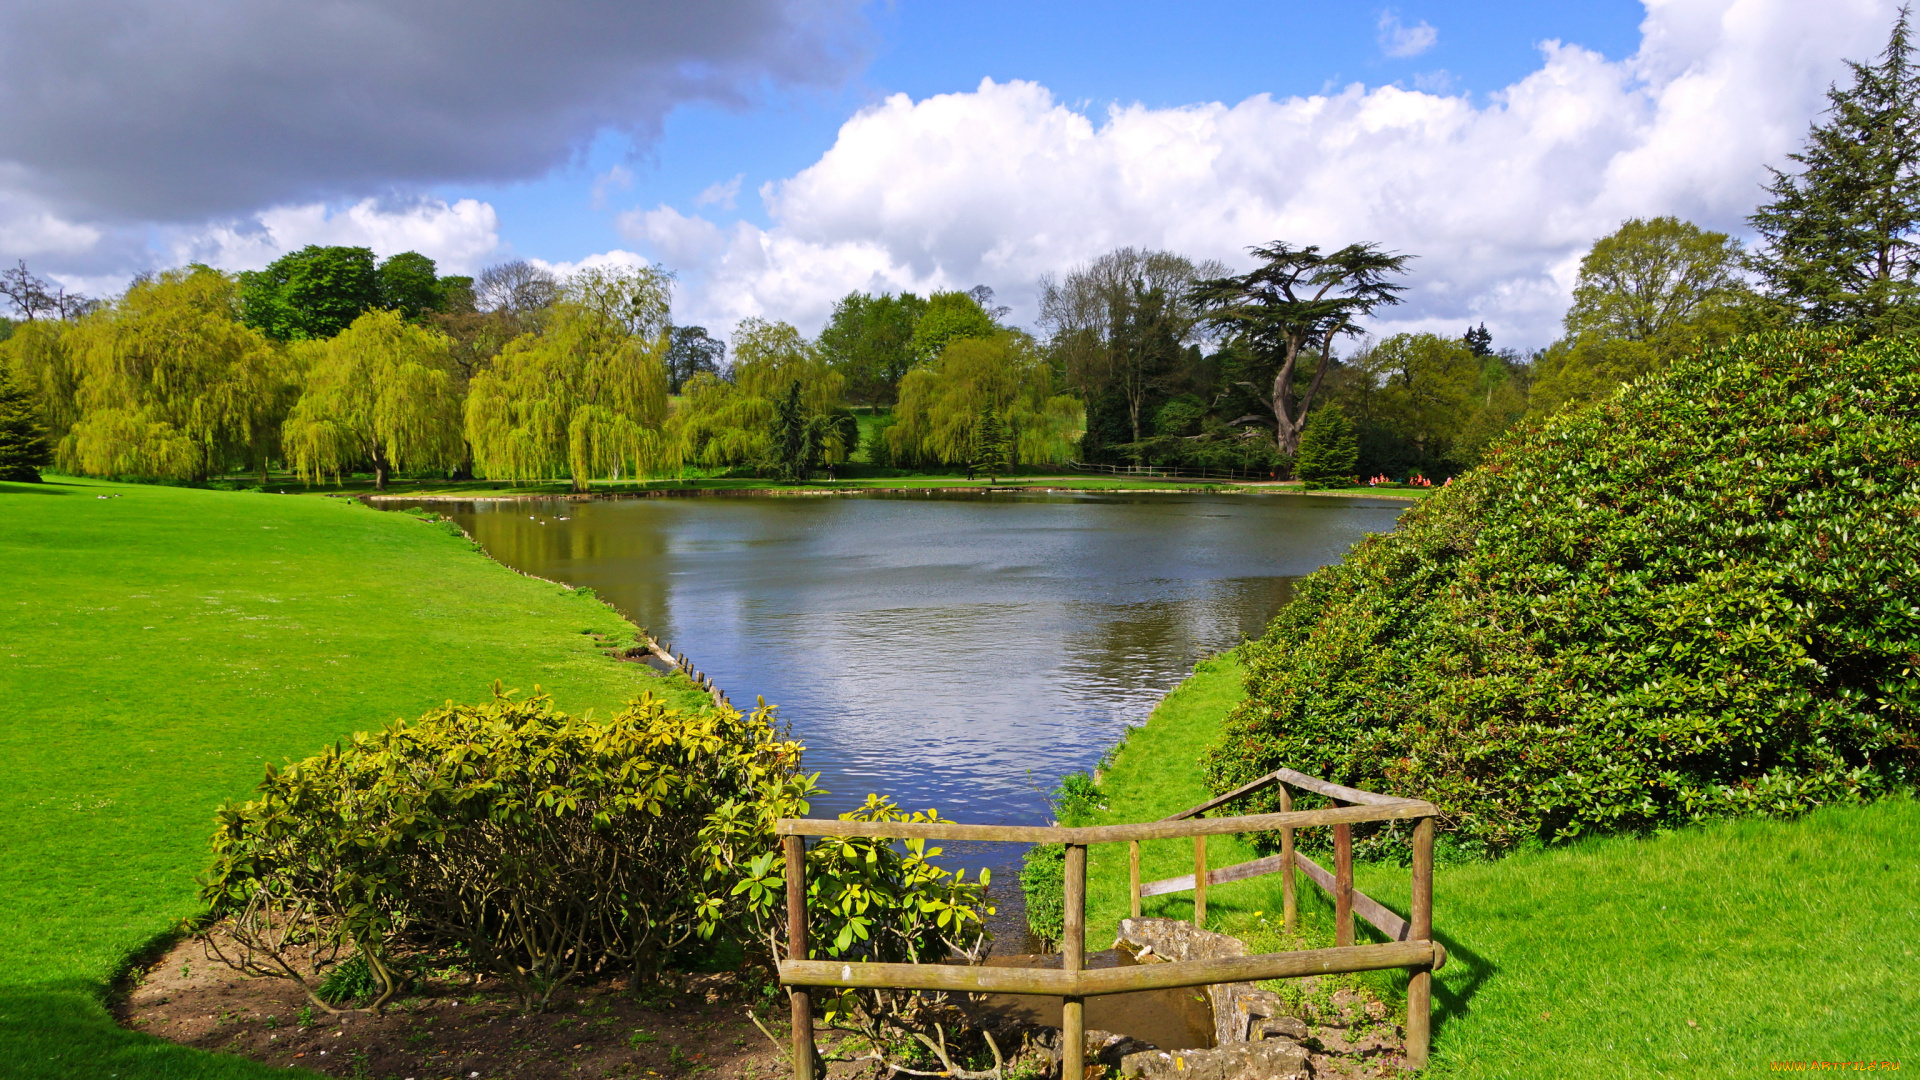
[119,936,819,1080]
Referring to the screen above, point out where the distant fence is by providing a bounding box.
[1066,461,1284,483]
[774,768,1447,1080]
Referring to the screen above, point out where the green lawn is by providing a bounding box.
[0,476,710,1079]
[1071,655,1920,1076]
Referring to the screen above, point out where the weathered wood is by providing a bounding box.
[774,801,1437,844]
[777,941,1439,998]
[1280,787,1297,933]
[1139,853,1291,898]
[1333,823,1354,948]
[1164,769,1284,820]
[1192,836,1207,928]
[784,836,814,1080]
[1290,852,1421,951]
[1274,768,1416,808]
[1128,840,1141,919]
[1062,844,1086,1080]
[1407,816,1435,1071]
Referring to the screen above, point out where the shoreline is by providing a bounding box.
[360,482,1422,504]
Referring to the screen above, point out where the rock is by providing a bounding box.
[1119,1039,1310,1080]
[1084,1029,1158,1071]
[1255,1016,1308,1041]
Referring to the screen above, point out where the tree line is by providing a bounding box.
[3,12,1916,488]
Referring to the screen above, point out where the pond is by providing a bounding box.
[382,489,1406,938]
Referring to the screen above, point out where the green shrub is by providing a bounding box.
[1018,843,1065,948]
[1205,330,1920,855]
[199,686,811,1012]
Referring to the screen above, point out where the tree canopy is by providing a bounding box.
[817,291,928,405]
[887,331,1082,468]
[464,266,677,492]
[239,246,466,341]
[282,309,464,489]
[1749,8,1920,335]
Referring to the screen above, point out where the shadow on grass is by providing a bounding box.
[0,480,75,495]
[0,980,286,1080]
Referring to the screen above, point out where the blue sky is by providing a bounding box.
[455,1,1650,263]
[0,0,1898,346]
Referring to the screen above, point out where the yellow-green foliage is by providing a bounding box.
[281,309,464,485]
[887,331,1083,466]
[0,319,82,447]
[465,266,677,491]
[201,687,809,1012]
[673,317,852,467]
[58,267,279,480]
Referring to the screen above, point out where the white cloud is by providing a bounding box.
[1378,11,1440,59]
[696,174,746,211]
[615,0,1897,351]
[165,197,503,275]
[530,248,655,278]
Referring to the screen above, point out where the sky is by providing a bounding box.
[0,0,1903,351]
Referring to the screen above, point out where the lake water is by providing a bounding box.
[382,489,1406,939]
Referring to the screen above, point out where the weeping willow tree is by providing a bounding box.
[887,331,1083,468]
[0,320,83,451]
[282,309,464,489]
[673,317,855,471]
[59,266,278,480]
[465,266,678,492]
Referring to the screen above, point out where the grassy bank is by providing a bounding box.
[0,477,711,1079]
[1069,655,1919,1076]
[113,467,1437,502]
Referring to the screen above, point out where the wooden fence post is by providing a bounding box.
[1192,835,1207,929]
[784,836,815,1080]
[1333,822,1354,948]
[1407,816,1435,1070]
[1063,844,1087,1080]
[1128,840,1142,919]
[1279,787,1296,933]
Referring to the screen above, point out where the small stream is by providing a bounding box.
[378,489,1407,945]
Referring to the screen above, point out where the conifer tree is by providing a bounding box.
[1293,405,1357,488]
[0,369,51,482]
[1749,8,1920,334]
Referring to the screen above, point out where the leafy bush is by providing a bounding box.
[199,686,810,1012]
[1205,330,1920,855]
[1018,843,1065,948]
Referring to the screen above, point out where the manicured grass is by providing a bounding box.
[0,477,711,1079]
[1071,655,1919,1076]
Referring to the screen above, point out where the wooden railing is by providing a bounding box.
[774,769,1445,1080]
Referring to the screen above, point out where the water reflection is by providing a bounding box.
[380,490,1405,938]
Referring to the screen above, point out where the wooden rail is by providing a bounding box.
[775,769,1443,1080]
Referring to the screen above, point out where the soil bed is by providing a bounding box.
[119,936,813,1080]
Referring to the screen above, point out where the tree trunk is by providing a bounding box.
[373,453,389,491]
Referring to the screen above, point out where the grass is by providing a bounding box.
[159,470,1435,500]
[1069,654,1920,1076]
[0,476,712,1079]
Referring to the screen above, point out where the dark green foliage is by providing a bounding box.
[1205,330,1920,855]
[666,325,726,393]
[1464,323,1493,356]
[1018,842,1065,947]
[1748,10,1920,335]
[375,251,443,319]
[971,403,1010,480]
[818,291,928,404]
[763,380,858,482]
[0,368,51,481]
[1292,406,1356,487]
[239,245,382,340]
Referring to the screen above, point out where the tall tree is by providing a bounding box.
[666,325,727,393]
[376,251,445,320]
[816,291,927,405]
[673,318,852,470]
[1041,247,1225,452]
[464,266,677,492]
[238,246,384,340]
[0,260,96,321]
[0,367,51,482]
[887,331,1083,469]
[1463,323,1493,357]
[62,266,277,480]
[1292,405,1358,488]
[907,291,998,364]
[1193,242,1410,456]
[1748,8,1920,334]
[282,309,465,490]
[1531,217,1747,417]
[474,260,560,317]
[0,319,81,449]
